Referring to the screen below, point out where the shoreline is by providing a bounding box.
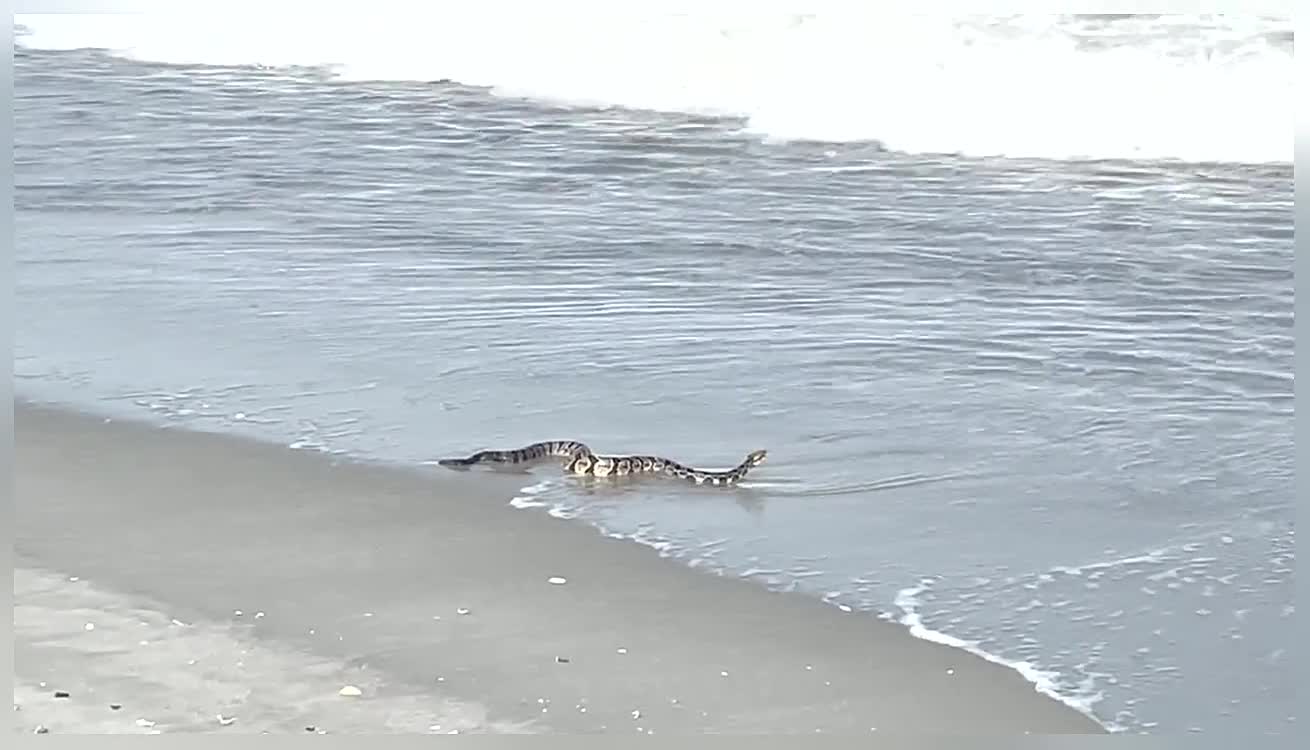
[14,399,1105,733]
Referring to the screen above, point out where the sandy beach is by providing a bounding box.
[14,401,1104,734]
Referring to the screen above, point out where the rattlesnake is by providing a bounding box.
[437,440,767,487]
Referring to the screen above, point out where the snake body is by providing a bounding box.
[435,440,591,468]
[437,441,767,487]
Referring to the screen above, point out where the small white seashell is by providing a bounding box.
[217,715,235,726]
[616,647,628,654]
[547,576,567,585]
[456,607,471,615]
[338,685,363,697]
[135,719,155,728]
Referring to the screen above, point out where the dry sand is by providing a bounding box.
[13,401,1105,734]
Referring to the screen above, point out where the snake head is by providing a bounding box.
[745,449,768,467]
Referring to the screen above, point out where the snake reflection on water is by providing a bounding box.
[436,440,768,487]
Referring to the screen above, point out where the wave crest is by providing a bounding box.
[15,9,1292,163]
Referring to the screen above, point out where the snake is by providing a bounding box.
[436,440,768,487]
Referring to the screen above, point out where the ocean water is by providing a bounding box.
[14,12,1294,735]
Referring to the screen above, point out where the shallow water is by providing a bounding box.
[14,22,1294,735]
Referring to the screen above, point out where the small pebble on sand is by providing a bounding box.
[547,576,567,585]
[54,691,70,699]
[305,726,317,732]
[109,703,122,711]
[234,610,243,616]
[255,611,265,618]
[34,725,49,734]
[338,685,363,697]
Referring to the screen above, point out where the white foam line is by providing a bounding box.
[1046,530,1243,578]
[893,579,1119,732]
[502,482,1122,731]
[1049,550,1168,576]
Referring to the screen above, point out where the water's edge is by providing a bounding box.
[17,394,1115,731]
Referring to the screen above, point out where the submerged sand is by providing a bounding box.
[14,401,1104,734]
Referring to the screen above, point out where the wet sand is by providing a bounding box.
[14,401,1105,734]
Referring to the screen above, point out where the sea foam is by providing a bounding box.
[15,7,1292,163]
